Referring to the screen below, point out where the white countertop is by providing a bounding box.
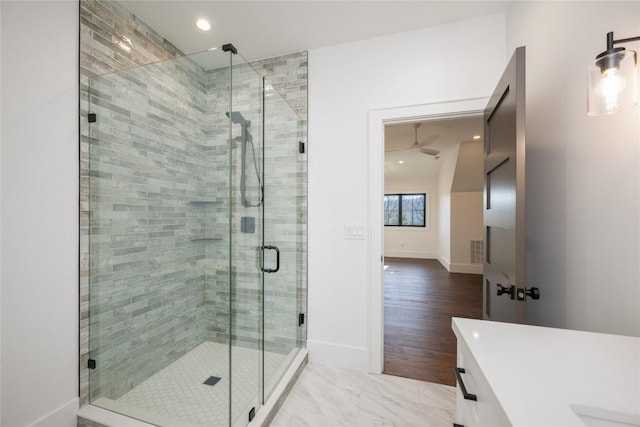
[452,317,640,427]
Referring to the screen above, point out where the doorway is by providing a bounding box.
[367,97,489,376]
[383,258,482,384]
[381,115,484,385]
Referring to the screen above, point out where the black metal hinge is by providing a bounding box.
[298,313,305,326]
[88,359,96,369]
[222,43,238,54]
[88,113,96,123]
[299,141,305,154]
[248,407,256,422]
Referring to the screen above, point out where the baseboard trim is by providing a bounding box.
[29,397,79,427]
[307,339,368,372]
[383,251,437,259]
[438,254,451,271]
[449,263,483,275]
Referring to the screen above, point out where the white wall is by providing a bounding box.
[384,177,438,259]
[450,140,483,273]
[450,192,483,273]
[507,1,640,336]
[308,13,506,369]
[0,2,3,421]
[436,144,460,270]
[1,2,79,426]
[451,140,483,192]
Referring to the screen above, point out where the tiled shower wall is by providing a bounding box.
[87,55,212,400]
[203,64,307,357]
[80,0,307,407]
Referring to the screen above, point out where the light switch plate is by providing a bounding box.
[344,224,366,240]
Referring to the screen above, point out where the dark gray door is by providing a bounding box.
[483,47,527,323]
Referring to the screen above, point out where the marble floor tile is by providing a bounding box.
[270,363,456,427]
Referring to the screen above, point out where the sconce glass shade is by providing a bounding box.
[587,49,638,116]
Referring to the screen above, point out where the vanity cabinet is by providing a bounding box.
[452,317,640,427]
[454,336,509,426]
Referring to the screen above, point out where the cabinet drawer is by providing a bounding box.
[455,340,510,426]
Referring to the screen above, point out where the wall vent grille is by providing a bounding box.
[470,240,484,264]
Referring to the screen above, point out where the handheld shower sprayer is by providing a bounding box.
[226,111,262,208]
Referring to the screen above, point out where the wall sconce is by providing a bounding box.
[587,32,639,116]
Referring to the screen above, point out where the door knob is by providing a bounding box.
[526,287,540,300]
[516,286,541,301]
[496,284,515,300]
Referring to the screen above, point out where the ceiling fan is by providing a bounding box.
[386,123,440,156]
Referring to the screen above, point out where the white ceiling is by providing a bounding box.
[118,1,494,182]
[119,1,511,61]
[384,115,483,181]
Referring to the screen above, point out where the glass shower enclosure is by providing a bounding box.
[86,46,306,427]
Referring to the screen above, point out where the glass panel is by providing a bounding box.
[228,53,263,427]
[88,47,233,426]
[262,78,306,401]
[88,43,307,427]
[384,195,400,225]
[401,194,425,226]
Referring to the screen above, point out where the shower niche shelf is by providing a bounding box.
[189,200,223,243]
[189,199,222,205]
[190,236,223,242]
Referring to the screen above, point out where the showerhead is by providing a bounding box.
[226,111,250,126]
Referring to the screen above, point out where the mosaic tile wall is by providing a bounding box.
[79,0,308,408]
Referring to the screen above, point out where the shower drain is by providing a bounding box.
[203,376,221,386]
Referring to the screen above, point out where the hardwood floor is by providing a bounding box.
[383,258,483,386]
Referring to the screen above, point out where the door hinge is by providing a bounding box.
[248,407,256,422]
[88,359,96,369]
[298,312,305,326]
[88,113,96,123]
[299,141,305,154]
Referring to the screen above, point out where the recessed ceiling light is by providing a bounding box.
[196,19,211,31]
[398,160,404,164]
[473,135,481,140]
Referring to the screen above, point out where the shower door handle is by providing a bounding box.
[261,245,280,273]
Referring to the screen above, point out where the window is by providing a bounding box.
[384,193,426,227]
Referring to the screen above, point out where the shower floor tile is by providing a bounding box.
[109,341,290,427]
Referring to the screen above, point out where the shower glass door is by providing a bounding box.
[228,53,263,427]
